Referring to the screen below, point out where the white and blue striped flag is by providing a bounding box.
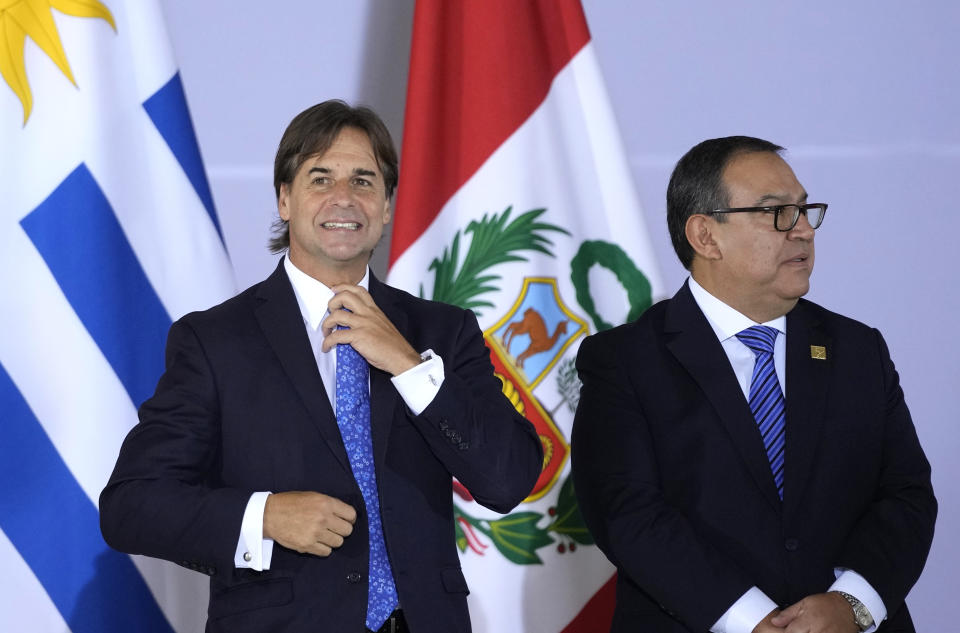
[0,1,233,630]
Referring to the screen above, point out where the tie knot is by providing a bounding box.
[736,325,778,356]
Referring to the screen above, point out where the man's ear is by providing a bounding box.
[381,198,392,225]
[685,214,721,260]
[278,182,290,221]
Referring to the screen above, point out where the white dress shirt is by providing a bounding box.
[233,257,445,570]
[686,277,886,633]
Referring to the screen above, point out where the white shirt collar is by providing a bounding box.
[687,275,786,343]
[283,256,370,331]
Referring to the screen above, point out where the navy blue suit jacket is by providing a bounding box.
[571,282,936,633]
[101,259,542,632]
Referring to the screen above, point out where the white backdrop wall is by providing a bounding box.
[162,2,958,630]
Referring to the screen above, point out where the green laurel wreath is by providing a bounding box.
[424,206,592,564]
[454,475,594,564]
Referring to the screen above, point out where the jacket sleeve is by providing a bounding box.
[571,332,754,632]
[411,308,543,514]
[834,329,937,611]
[99,317,250,577]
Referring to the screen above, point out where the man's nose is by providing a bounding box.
[789,212,815,239]
[329,179,356,205]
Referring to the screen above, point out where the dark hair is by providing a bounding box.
[666,136,784,269]
[268,100,399,253]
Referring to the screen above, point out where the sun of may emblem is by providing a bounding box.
[0,0,115,123]
[423,206,653,564]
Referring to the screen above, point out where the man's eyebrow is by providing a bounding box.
[753,191,809,205]
[305,166,379,179]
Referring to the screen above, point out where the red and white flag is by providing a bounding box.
[388,1,664,630]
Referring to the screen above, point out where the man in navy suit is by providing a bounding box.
[571,136,935,633]
[100,100,542,633]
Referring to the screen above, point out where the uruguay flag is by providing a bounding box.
[0,1,233,631]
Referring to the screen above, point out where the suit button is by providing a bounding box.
[784,538,800,551]
[451,432,461,443]
[347,571,362,583]
[439,421,449,431]
[458,442,469,450]
[207,567,217,576]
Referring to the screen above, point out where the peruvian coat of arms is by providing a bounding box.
[420,206,652,564]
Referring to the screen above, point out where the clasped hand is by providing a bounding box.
[754,593,858,633]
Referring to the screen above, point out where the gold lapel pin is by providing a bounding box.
[810,345,826,360]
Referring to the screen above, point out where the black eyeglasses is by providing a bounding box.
[702,203,828,232]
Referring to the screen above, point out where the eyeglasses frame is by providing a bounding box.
[701,203,828,232]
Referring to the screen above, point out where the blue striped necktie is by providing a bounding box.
[335,329,398,629]
[736,325,786,499]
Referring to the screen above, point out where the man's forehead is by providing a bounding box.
[723,151,804,201]
[301,152,378,169]
[725,150,788,175]
[299,146,381,175]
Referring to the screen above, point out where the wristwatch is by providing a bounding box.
[835,591,874,632]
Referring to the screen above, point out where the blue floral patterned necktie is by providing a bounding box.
[736,325,786,499]
[335,328,398,628]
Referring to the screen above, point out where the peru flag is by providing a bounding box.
[388,1,664,630]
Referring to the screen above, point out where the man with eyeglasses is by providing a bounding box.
[571,136,935,633]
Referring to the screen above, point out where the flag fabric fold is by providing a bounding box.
[0,2,233,631]
[389,0,664,630]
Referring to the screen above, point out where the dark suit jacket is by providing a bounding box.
[100,259,542,633]
[571,282,936,633]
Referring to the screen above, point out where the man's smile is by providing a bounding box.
[321,221,362,230]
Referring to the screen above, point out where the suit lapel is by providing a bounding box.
[368,275,407,469]
[783,301,831,515]
[665,283,782,511]
[254,259,350,472]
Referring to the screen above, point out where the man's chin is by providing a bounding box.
[781,271,811,297]
[312,243,375,263]
[780,284,810,306]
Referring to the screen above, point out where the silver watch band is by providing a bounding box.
[836,591,874,632]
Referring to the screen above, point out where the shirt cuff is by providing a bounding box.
[831,569,886,633]
[711,586,778,633]
[234,491,274,570]
[391,349,444,415]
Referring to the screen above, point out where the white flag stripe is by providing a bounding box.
[115,2,177,102]
[0,227,135,507]
[0,530,67,633]
[569,47,663,287]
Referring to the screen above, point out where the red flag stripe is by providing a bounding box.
[559,574,617,633]
[388,0,591,266]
